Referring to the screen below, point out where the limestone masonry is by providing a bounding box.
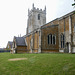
[10,4,75,53]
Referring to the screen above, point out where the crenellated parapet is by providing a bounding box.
[27,3,46,34]
[28,3,46,16]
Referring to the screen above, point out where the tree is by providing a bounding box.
[72,0,75,13]
[72,0,75,6]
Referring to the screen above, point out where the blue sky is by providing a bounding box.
[0,0,74,48]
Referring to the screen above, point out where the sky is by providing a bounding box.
[0,0,74,48]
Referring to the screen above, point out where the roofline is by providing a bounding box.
[23,10,75,37]
[23,27,41,37]
[58,10,75,20]
[41,18,58,27]
[41,24,59,29]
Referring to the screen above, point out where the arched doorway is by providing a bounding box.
[66,42,69,53]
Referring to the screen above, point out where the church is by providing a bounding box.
[11,4,75,53]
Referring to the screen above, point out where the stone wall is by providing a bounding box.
[25,28,41,53]
[25,10,75,53]
[41,25,59,53]
[59,11,75,53]
[16,46,27,53]
[26,34,32,53]
[72,13,75,53]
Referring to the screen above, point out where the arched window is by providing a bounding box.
[48,35,49,44]
[50,34,52,44]
[61,34,64,48]
[48,34,52,44]
[53,35,56,44]
[48,34,56,45]
[38,14,40,20]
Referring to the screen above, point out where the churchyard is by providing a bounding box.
[0,53,75,75]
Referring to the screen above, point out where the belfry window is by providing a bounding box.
[38,14,40,20]
[61,34,64,48]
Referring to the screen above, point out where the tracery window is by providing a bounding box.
[48,34,56,45]
[53,35,56,44]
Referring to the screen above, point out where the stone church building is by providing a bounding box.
[10,4,75,53]
[23,4,75,53]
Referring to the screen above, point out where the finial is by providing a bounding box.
[45,6,46,11]
[28,8,29,14]
[32,3,34,9]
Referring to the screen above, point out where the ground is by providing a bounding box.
[0,53,75,75]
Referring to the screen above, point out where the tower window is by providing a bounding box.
[38,14,40,20]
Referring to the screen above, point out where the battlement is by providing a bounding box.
[27,3,46,34]
[28,3,46,16]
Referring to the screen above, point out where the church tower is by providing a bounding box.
[27,4,46,34]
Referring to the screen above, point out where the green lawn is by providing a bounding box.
[0,53,75,75]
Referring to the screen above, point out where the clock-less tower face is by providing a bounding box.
[27,4,46,34]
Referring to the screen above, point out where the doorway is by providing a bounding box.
[66,42,69,53]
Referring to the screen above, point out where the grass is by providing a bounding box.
[0,53,75,75]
